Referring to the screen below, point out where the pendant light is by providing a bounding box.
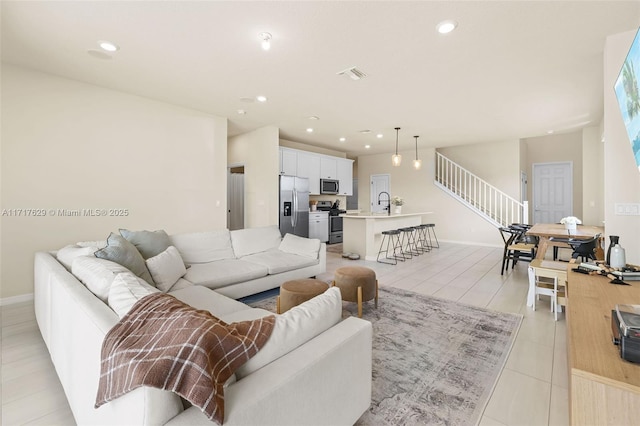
[392,127,402,166]
[413,135,422,170]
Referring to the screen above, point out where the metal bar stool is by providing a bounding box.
[413,225,430,253]
[377,229,404,264]
[398,227,419,258]
[424,223,440,249]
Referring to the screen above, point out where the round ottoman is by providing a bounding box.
[277,279,330,314]
[332,266,378,318]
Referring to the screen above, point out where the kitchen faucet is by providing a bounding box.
[377,191,391,216]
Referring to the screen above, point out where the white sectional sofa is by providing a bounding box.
[34,226,372,425]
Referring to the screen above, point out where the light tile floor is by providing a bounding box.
[1,242,569,425]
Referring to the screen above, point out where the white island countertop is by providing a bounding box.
[341,211,433,261]
[340,211,432,218]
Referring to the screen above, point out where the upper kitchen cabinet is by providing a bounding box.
[297,152,321,194]
[279,147,297,175]
[337,158,354,196]
[320,157,337,179]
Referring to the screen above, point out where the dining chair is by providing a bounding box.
[549,233,601,262]
[499,226,537,275]
[528,264,567,321]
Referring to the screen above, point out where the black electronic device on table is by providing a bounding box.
[611,304,640,364]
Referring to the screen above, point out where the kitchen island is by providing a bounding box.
[341,212,433,261]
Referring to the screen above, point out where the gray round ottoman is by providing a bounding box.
[277,279,330,314]
[332,266,378,318]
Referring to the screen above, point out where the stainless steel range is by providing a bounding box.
[316,201,346,244]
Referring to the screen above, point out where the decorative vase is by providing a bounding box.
[393,206,402,214]
[606,235,620,265]
[564,222,577,231]
[610,244,626,269]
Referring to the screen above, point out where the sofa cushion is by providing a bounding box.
[235,287,342,379]
[72,256,132,303]
[56,244,98,270]
[168,278,193,292]
[182,259,268,289]
[169,230,235,264]
[230,225,282,258]
[120,229,171,259]
[95,233,155,285]
[278,233,321,259]
[169,285,253,318]
[108,272,160,318]
[146,246,187,292]
[241,249,318,274]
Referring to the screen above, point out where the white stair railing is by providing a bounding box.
[434,152,528,228]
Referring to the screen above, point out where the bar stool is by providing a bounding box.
[424,223,440,249]
[398,227,419,258]
[413,225,430,253]
[377,229,404,264]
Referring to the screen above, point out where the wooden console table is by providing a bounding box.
[567,268,640,425]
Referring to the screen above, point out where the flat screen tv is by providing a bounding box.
[614,27,640,172]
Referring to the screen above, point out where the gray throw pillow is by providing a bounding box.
[120,229,171,259]
[95,233,155,285]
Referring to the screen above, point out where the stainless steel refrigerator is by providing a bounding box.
[279,175,309,238]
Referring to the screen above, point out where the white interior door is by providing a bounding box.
[370,174,390,213]
[532,162,572,224]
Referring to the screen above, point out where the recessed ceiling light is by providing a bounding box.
[436,20,458,34]
[339,137,346,142]
[237,109,246,115]
[308,116,320,120]
[376,133,383,138]
[259,32,272,51]
[547,130,554,134]
[98,40,119,52]
[359,130,371,134]
[306,128,314,133]
[256,95,267,102]
[365,145,371,149]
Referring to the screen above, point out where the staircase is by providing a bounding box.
[434,152,528,228]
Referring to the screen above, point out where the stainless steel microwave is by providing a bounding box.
[320,179,339,194]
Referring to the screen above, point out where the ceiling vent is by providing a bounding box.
[337,66,368,81]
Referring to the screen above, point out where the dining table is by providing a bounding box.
[526,223,605,260]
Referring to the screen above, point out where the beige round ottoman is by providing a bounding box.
[277,279,330,314]
[332,266,378,318]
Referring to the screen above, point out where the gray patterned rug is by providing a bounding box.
[249,286,522,426]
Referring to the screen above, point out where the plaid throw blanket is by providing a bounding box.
[95,293,275,424]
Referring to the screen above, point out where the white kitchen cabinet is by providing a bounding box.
[297,152,321,194]
[336,158,354,196]
[320,157,337,179]
[308,211,329,242]
[279,148,297,176]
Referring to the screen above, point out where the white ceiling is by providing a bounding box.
[2,1,639,157]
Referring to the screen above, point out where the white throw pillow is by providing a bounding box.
[108,272,159,318]
[56,245,98,270]
[71,256,132,303]
[145,246,187,292]
[169,230,235,264]
[230,225,282,258]
[278,233,321,259]
[235,286,342,379]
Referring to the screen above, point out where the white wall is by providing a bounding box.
[582,126,605,226]
[604,30,640,265]
[1,65,228,300]
[356,147,500,247]
[228,126,280,228]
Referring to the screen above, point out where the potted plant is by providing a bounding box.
[391,196,404,214]
[560,216,582,231]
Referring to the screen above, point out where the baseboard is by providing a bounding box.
[0,293,34,306]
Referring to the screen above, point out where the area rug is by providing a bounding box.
[249,286,522,426]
